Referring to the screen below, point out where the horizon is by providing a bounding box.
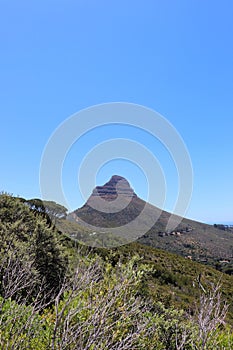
[12,172,232,227]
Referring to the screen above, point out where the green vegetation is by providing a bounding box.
[0,193,233,349]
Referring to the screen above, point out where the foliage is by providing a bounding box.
[0,193,233,349]
[0,193,67,299]
[0,250,232,349]
[91,241,233,326]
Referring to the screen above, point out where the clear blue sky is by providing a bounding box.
[1,0,233,224]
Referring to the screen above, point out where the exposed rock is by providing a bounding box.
[88,175,137,202]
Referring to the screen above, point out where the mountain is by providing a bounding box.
[65,175,233,270]
[73,175,147,227]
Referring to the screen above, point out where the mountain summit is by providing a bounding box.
[88,175,137,202]
[74,175,146,228]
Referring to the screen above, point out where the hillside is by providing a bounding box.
[86,241,233,324]
[0,193,233,349]
[67,175,233,270]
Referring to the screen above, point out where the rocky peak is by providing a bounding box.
[89,175,137,202]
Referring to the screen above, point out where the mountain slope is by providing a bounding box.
[68,175,233,267]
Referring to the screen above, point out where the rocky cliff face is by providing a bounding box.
[88,175,137,202]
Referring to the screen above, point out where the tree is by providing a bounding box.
[42,200,68,224]
[26,198,46,213]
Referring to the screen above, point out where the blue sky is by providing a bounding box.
[0,0,233,223]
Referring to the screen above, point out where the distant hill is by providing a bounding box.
[64,175,233,270]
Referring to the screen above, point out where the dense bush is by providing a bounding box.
[0,193,66,300]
